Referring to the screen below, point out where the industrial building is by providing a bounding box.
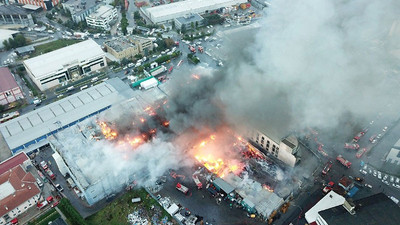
[0,78,135,155]
[62,0,100,23]
[248,129,300,167]
[86,5,117,31]
[23,39,106,91]
[222,173,284,220]
[0,29,18,49]
[47,86,169,205]
[17,0,60,10]
[306,192,400,225]
[141,0,246,24]
[0,152,40,225]
[174,13,204,30]
[129,35,154,54]
[0,5,34,27]
[0,67,24,105]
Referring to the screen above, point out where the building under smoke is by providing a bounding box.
[248,129,300,167]
[48,86,171,205]
[0,78,135,155]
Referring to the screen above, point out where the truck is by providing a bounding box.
[176,183,189,194]
[45,168,56,180]
[346,186,359,198]
[150,65,167,76]
[192,175,202,189]
[0,111,20,123]
[322,181,334,194]
[321,161,333,175]
[353,131,365,142]
[344,143,359,150]
[189,45,196,53]
[336,155,351,168]
[93,33,100,39]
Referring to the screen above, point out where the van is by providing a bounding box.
[67,86,74,92]
[80,85,88,91]
[91,77,98,82]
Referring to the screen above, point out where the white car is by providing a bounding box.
[383,174,388,180]
[373,170,377,177]
[396,177,400,184]
[378,172,382,179]
[383,126,388,132]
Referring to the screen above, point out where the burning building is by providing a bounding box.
[248,129,300,167]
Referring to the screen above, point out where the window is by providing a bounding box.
[261,144,263,147]
[5,91,11,97]
[261,136,265,141]
[261,139,264,144]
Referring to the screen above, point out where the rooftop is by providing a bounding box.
[304,191,346,224]
[0,29,19,41]
[319,193,400,225]
[0,165,40,217]
[0,5,29,16]
[15,45,35,54]
[63,0,99,15]
[0,67,19,93]
[0,78,134,153]
[88,5,115,19]
[23,39,104,79]
[0,152,28,175]
[105,37,136,52]
[224,173,284,218]
[175,13,204,24]
[144,0,245,20]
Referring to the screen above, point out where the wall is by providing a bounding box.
[0,193,40,225]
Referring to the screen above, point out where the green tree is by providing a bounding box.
[120,12,129,35]
[195,21,198,29]
[134,11,141,20]
[191,22,194,30]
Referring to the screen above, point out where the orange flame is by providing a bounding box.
[98,121,118,140]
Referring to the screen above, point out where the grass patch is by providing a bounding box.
[31,39,82,57]
[86,188,172,225]
[28,208,60,225]
[58,198,87,225]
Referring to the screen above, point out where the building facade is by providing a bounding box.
[86,5,117,31]
[23,39,106,91]
[0,67,24,105]
[63,0,100,23]
[17,0,60,10]
[0,5,34,27]
[174,13,204,30]
[0,152,40,225]
[104,37,139,60]
[248,130,299,167]
[129,35,154,55]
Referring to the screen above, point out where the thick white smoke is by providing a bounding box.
[218,0,400,136]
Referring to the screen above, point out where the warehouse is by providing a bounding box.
[23,39,106,91]
[141,0,246,24]
[47,86,169,205]
[0,78,134,155]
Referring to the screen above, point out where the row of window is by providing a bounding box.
[255,133,279,156]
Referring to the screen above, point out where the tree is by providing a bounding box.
[134,54,143,59]
[134,11,141,20]
[195,21,198,29]
[120,12,129,35]
[0,104,5,113]
[164,38,175,48]
[191,22,194,30]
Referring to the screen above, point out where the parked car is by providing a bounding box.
[55,184,64,192]
[40,161,48,170]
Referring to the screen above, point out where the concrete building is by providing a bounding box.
[0,67,24,105]
[248,129,299,167]
[0,78,135,155]
[0,5,34,27]
[104,36,154,60]
[86,5,117,31]
[17,0,60,10]
[141,0,246,24]
[0,29,18,49]
[104,37,139,60]
[63,0,100,23]
[307,192,400,225]
[174,13,204,30]
[23,39,106,91]
[0,152,40,225]
[129,35,154,55]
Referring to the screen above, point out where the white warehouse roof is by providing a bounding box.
[305,191,345,224]
[23,39,104,80]
[0,78,134,154]
[144,0,246,23]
